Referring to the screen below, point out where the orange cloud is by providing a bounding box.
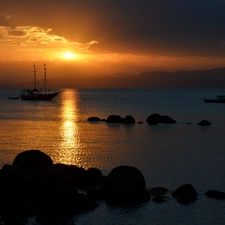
[0,26,98,60]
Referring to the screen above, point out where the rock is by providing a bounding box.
[63,192,99,211]
[0,164,31,192]
[37,164,90,189]
[106,115,124,123]
[87,117,101,121]
[86,187,105,200]
[205,190,225,200]
[197,120,212,126]
[123,115,135,124]
[149,187,169,196]
[12,150,53,175]
[87,168,104,185]
[146,113,162,124]
[150,187,169,203]
[146,113,176,124]
[160,115,177,124]
[103,165,150,206]
[172,184,197,204]
[152,195,170,203]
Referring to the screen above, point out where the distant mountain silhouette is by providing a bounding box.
[1,67,225,88]
[136,67,225,88]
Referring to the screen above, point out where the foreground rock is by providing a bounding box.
[2,149,225,224]
[172,184,197,204]
[146,113,177,125]
[13,149,53,175]
[102,165,150,206]
[0,150,152,222]
[0,150,102,220]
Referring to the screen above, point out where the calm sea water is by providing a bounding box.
[1,88,225,224]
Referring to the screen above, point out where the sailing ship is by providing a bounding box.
[204,95,225,103]
[20,64,61,100]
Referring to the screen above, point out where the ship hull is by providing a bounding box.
[204,98,225,103]
[20,92,60,100]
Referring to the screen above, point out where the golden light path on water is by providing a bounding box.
[57,89,81,166]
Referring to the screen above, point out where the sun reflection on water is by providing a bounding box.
[58,89,80,165]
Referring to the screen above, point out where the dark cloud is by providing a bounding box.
[1,0,225,57]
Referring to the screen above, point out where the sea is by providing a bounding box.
[1,88,225,225]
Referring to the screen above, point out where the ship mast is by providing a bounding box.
[44,64,47,94]
[33,63,37,89]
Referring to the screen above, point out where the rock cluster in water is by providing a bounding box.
[0,149,222,224]
[87,113,212,126]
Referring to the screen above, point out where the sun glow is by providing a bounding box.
[64,52,74,59]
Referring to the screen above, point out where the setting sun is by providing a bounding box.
[64,52,74,59]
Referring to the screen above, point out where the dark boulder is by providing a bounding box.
[87,117,101,121]
[146,113,162,124]
[172,184,197,204]
[31,187,98,215]
[197,120,212,126]
[146,113,176,125]
[160,115,177,124]
[36,163,93,189]
[33,164,104,190]
[12,150,53,175]
[86,187,105,200]
[0,164,31,192]
[106,115,124,123]
[123,115,135,124]
[87,167,104,185]
[103,165,150,206]
[205,190,225,200]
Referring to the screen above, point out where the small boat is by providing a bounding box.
[8,96,19,99]
[20,64,62,101]
[204,95,225,103]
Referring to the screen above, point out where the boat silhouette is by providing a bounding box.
[20,64,62,101]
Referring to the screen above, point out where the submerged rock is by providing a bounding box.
[149,187,169,196]
[205,190,225,200]
[197,120,212,126]
[152,195,170,203]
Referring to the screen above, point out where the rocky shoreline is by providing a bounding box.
[87,113,212,126]
[0,149,224,224]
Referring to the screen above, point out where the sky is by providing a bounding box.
[1,0,225,86]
